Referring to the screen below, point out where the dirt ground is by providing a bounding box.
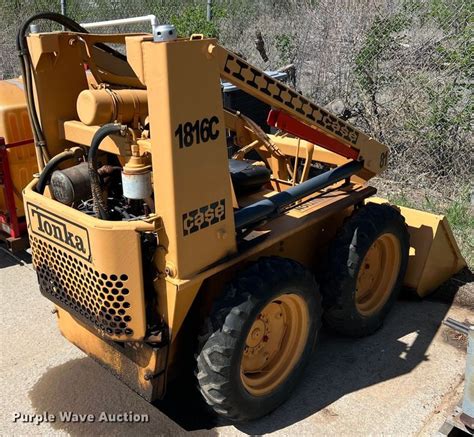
[0,245,473,436]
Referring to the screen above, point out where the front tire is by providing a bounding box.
[196,257,322,421]
[321,203,410,337]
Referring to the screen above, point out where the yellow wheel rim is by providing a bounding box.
[355,233,401,316]
[240,293,309,397]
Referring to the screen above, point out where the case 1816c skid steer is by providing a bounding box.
[15,13,465,421]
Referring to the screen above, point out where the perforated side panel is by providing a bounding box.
[31,236,136,337]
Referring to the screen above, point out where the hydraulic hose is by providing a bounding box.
[16,12,126,60]
[16,12,126,169]
[234,159,364,230]
[36,147,83,194]
[17,13,90,170]
[88,123,125,220]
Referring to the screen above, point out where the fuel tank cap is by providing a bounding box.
[153,24,177,42]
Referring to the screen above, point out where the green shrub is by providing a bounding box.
[170,4,226,38]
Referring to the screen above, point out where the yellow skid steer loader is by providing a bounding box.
[3,12,465,421]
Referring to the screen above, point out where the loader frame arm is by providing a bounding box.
[214,44,388,180]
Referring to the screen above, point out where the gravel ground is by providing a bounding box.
[0,246,472,436]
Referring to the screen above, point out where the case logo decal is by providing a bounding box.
[182,199,226,236]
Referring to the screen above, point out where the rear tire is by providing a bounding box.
[196,257,322,421]
[321,203,409,337]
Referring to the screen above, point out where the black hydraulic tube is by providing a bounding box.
[16,12,125,63]
[16,13,127,169]
[88,123,124,220]
[234,159,364,230]
[36,147,83,194]
[17,14,93,170]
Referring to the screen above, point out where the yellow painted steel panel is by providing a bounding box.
[0,78,37,217]
[367,197,466,296]
[23,180,157,341]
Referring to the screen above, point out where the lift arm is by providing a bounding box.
[214,44,388,180]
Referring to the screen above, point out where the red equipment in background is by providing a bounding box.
[0,137,32,250]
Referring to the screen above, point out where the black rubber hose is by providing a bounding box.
[16,12,126,59]
[18,46,46,167]
[17,13,91,169]
[88,123,124,220]
[234,159,364,230]
[36,148,82,194]
[16,12,127,168]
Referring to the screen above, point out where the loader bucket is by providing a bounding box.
[367,197,466,297]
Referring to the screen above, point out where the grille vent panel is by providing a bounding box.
[31,236,135,337]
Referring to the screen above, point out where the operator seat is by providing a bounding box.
[228,159,271,194]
